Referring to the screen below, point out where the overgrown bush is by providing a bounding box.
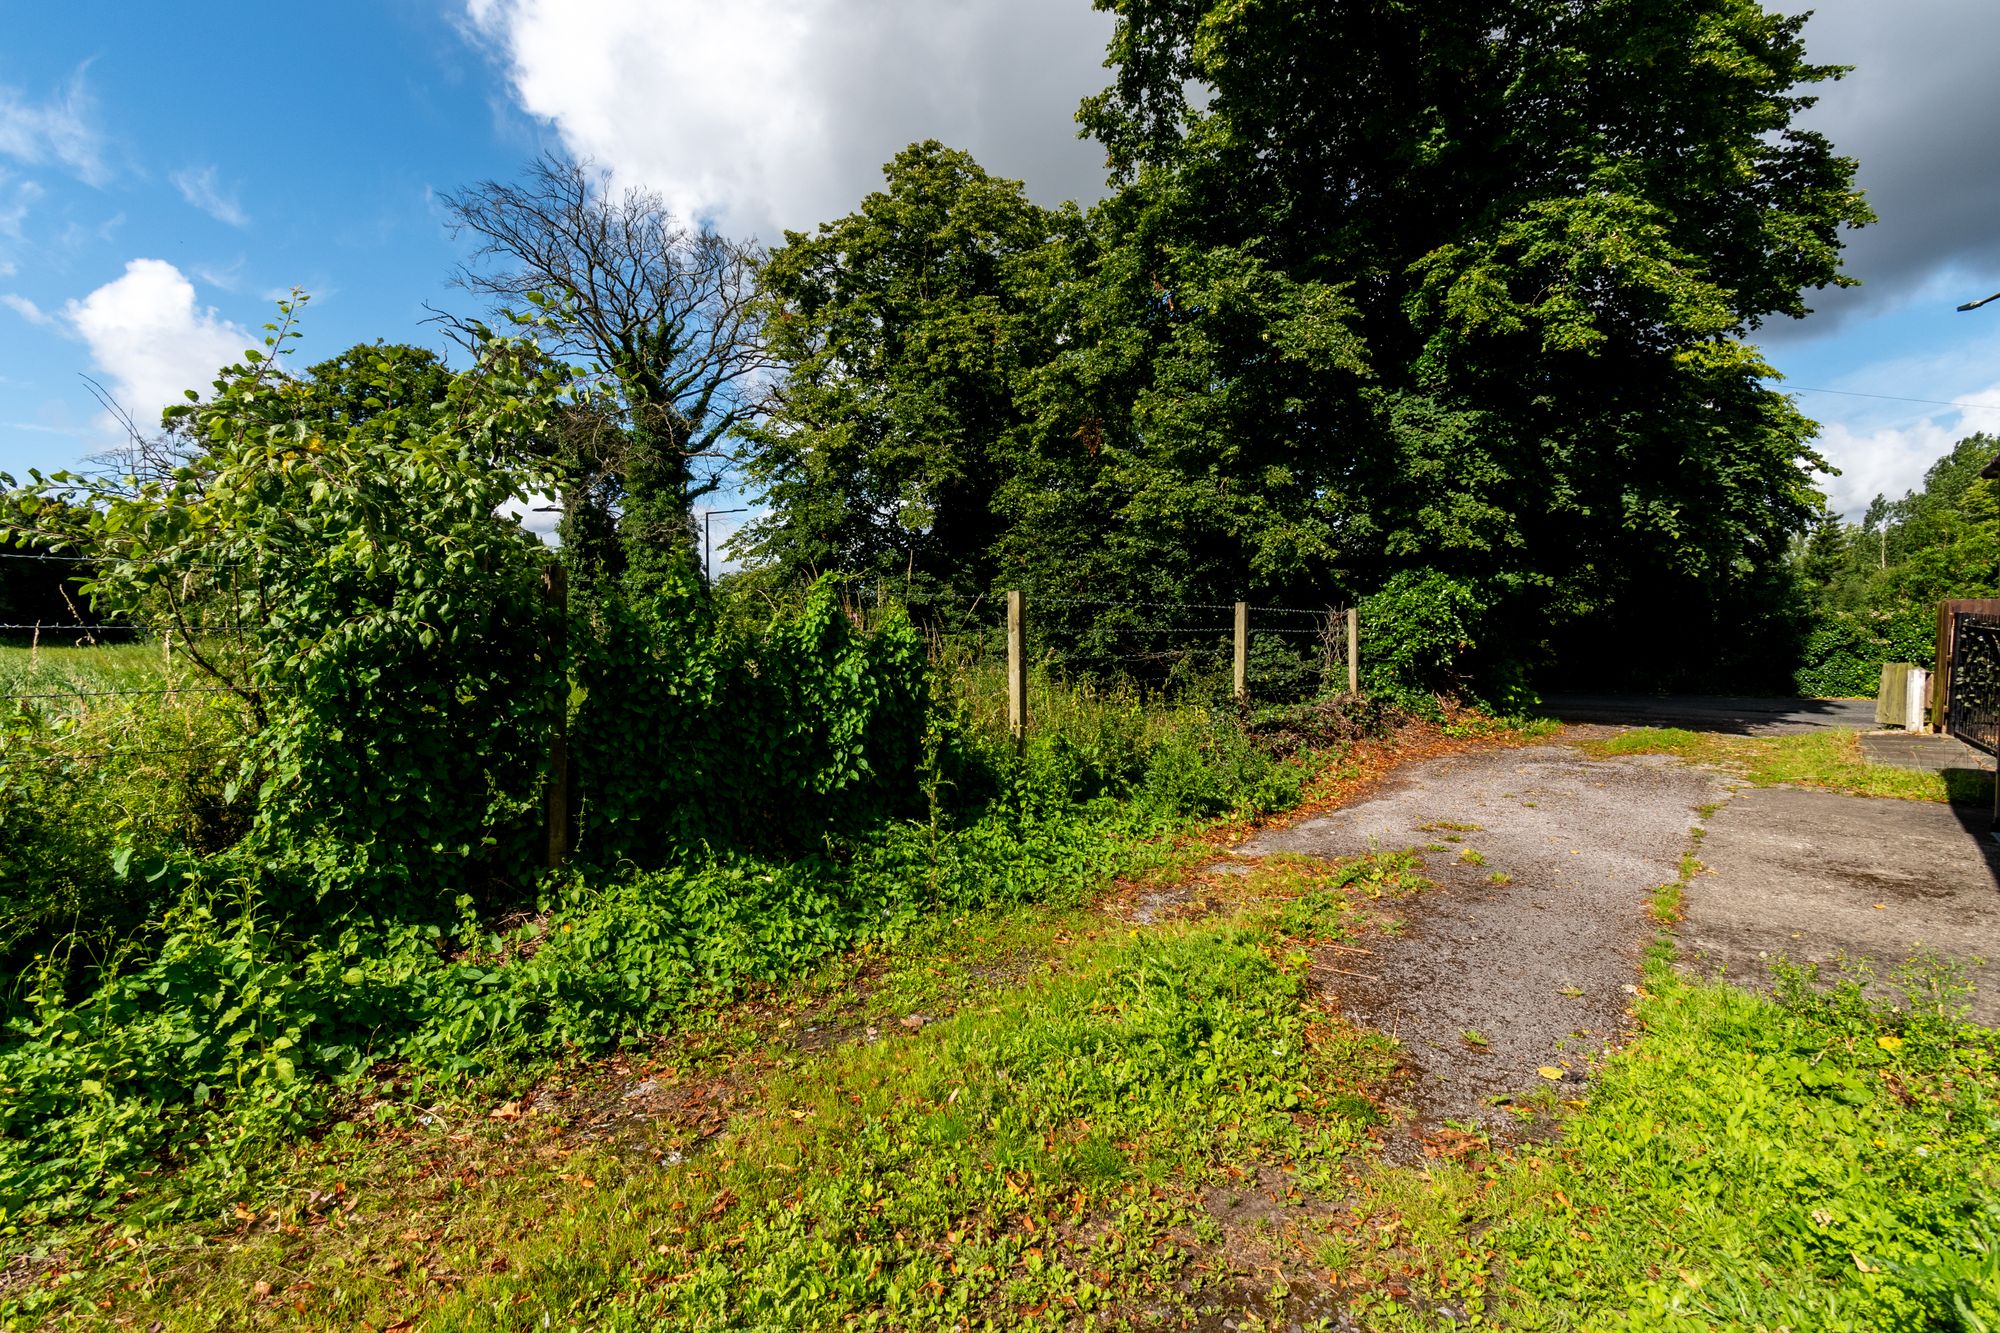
[572,575,928,864]
[1359,569,1482,713]
[14,311,570,915]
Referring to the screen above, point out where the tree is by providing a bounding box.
[1055,0,1870,686]
[442,154,771,592]
[742,143,1071,611]
[12,303,572,904]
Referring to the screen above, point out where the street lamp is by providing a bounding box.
[1957,290,2000,312]
[702,508,747,587]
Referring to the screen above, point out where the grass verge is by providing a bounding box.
[1581,727,1994,804]
[17,854,1427,1331]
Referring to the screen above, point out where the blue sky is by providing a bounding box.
[3,0,1998,526]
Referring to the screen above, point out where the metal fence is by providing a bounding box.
[1946,612,2000,757]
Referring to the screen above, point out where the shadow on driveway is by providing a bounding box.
[1542,694,1875,736]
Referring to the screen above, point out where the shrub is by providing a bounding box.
[1359,569,1482,711]
[1794,605,1937,698]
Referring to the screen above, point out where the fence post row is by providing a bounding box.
[1003,591,1361,734]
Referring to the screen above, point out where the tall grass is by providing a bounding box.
[0,645,255,967]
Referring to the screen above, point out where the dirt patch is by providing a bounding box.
[1224,742,1727,1145]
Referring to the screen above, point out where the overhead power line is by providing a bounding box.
[1782,385,2000,412]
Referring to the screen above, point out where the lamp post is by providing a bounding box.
[702,508,747,588]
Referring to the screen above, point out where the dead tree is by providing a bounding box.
[440,155,772,588]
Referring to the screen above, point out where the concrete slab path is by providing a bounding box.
[1684,786,2000,1025]
[1858,730,1992,772]
[1218,733,2000,1144]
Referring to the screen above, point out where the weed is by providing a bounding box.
[1458,847,1485,867]
[25,856,1420,1329]
[1461,1028,1489,1047]
[1486,871,1512,886]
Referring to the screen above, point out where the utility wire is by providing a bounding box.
[1783,385,2000,412]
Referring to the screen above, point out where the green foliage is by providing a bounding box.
[1790,433,2000,695]
[12,311,570,909]
[572,575,930,862]
[0,656,244,968]
[1487,962,2000,1331]
[0,649,1319,1227]
[742,2,1868,697]
[1358,569,1481,713]
[744,143,1071,613]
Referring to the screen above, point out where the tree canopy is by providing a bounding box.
[746,0,1871,691]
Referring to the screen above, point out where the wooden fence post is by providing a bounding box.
[1346,606,1360,696]
[1233,601,1249,705]
[1007,589,1027,744]
[544,564,570,869]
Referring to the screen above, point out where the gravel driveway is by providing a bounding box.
[1219,733,2000,1143]
[1229,744,1727,1138]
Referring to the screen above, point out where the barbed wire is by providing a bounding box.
[0,549,234,571]
[0,623,146,633]
[0,685,252,701]
[0,742,234,767]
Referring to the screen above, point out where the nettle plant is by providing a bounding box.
[16,300,574,911]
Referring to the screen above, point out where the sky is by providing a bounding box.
[2,0,1998,531]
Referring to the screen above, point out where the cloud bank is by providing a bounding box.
[1773,0,2000,327]
[65,259,252,432]
[462,0,1116,238]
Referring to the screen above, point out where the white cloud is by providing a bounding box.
[1786,326,2000,514]
[1,293,49,325]
[171,165,249,228]
[0,68,108,185]
[0,172,42,240]
[461,0,1115,238]
[1811,398,2000,517]
[64,259,253,431]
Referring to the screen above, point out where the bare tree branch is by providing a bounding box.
[437,155,776,560]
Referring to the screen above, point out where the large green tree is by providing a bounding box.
[749,1,1870,691]
[1058,0,1869,685]
[741,143,1073,613]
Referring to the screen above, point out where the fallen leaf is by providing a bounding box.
[1537,1066,1566,1081]
[251,1279,273,1298]
[899,1014,927,1030]
[489,1101,521,1121]
[1876,1034,1905,1052]
[1872,903,1887,911]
